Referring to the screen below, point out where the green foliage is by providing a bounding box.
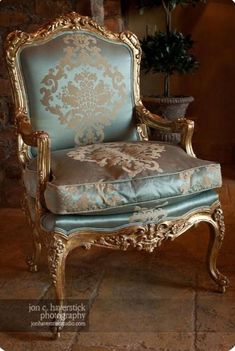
[139,0,205,96]
[141,31,198,76]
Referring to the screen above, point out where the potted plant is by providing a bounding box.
[139,0,205,142]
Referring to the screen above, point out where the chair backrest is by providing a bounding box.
[6,13,141,152]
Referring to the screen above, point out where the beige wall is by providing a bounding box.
[126,0,235,163]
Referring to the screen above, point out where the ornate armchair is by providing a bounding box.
[5,12,229,337]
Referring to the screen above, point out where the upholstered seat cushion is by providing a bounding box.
[40,190,219,235]
[23,141,222,215]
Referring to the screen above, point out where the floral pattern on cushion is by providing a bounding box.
[179,164,222,195]
[46,180,126,214]
[23,142,222,215]
[67,142,166,177]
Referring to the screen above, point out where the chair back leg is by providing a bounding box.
[207,206,230,293]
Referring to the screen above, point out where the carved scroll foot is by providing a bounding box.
[26,229,41,272]
[48,236,67,337]
[207,206,230,293]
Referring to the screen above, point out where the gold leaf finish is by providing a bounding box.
[48,237,66,285]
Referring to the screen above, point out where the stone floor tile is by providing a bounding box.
[0,269,51,299]
[195,332,235,351]
[93,263,196,300]
[86,265,195,334]
[88,296,194,333]
[196,295,235,333]
[73,332,195,351]
[195,272,235,334]
[43,263,105,300]
[72,346,120,351]
[0,331,76,351]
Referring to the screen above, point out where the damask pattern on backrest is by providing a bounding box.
[18,30,139,151]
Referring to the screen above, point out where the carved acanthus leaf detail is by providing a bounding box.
[213,207,225,241]
[92,219,191,253]
[156,220,188,240]
[48,238,65,285]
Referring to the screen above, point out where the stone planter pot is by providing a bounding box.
[142,96,194,143]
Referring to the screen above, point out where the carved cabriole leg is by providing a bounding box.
[22,193,42,272]
[48,234,68,339]
[207,205,230,293]
[42,202,228,338]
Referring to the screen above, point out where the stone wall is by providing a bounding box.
[0,0,123,207]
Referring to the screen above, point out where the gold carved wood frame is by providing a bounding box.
[5,12,229,338]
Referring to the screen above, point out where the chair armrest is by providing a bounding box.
[135,104,196,157]
[16,111,51,209]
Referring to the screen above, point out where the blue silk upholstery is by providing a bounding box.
[19,31,138,151]
[23,141,222,215]
[16,25,223,241]
[40,190,219,235]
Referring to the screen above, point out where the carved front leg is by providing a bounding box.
[207,205,230,293]
[22,194,42,272]
[48,235,68,338]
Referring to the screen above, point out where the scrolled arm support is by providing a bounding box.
[16,111,48,147]
[135,104,196,157]
[16,111,51,210]
[36,132,51,188]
